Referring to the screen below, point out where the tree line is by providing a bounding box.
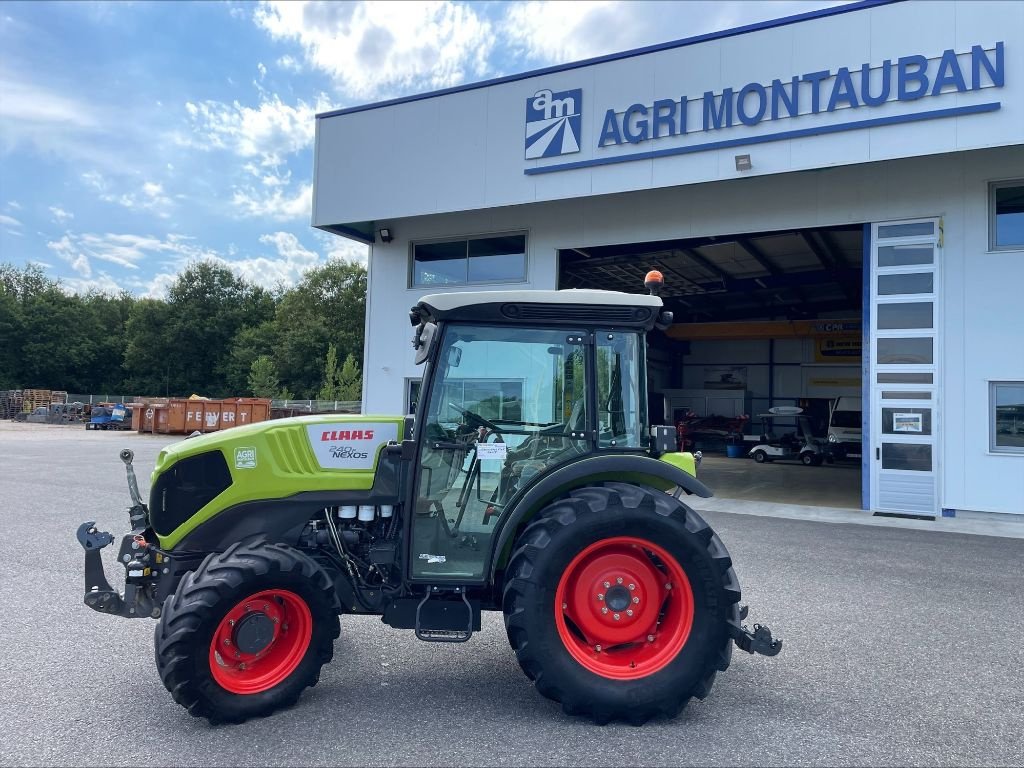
[0,259,367,401]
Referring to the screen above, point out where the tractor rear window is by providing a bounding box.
[149,451,233,537]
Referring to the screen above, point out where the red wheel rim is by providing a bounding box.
[554,536,694,680]
[208,589,313,694]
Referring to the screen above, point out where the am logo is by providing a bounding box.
[525,88,582,160]
[320,429,375,442]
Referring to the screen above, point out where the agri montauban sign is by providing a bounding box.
[524,43,1005,175]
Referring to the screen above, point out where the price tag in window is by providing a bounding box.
[476,442,508,461]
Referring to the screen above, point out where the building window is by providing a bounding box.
[412,233,526,287]
[991,382,1024,454]
[990,181,1024,250]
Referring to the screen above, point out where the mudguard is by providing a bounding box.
[488,453,712,579]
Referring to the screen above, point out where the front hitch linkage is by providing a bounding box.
[76,448,159,619]
[731,604,783,656]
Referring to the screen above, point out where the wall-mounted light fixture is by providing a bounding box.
[378,227,393,243]
[734,154,752,172]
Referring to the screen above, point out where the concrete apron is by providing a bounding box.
[688,496,1024,540]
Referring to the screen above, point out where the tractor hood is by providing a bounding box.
[149,414,405,549]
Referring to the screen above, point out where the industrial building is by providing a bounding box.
[312,0,1024,519]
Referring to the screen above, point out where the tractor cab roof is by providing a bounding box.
[412,289,664,329]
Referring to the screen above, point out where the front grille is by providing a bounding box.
[150,450,233,537]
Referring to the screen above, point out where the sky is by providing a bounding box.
[0,0,849,297]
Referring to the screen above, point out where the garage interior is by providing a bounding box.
[559,224,865,510]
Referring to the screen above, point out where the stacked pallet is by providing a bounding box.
[0,390,24,419]
[21,389,52,412]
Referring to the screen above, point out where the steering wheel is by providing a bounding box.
[448,402,501,432]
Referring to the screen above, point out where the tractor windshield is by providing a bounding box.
[412,324,590,580]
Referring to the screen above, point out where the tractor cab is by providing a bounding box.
[407,288,670,580]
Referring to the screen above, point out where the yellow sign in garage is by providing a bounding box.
[815,335,862,362]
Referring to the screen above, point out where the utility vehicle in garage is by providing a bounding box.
[77,277,780,725]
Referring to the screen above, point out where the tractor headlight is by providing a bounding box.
[828,433,837,443]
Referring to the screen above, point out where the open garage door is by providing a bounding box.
[559,224,865,511]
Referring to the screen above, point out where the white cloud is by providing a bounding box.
[277,54,301,72]
[232,180,312,222]
[316,229,369,266]
[5,228,24,237]
[0,70,101,135]
[213,230,323,287]
[47,235,93,277]
[184,92,328,168]
[499,1,849,65]
[61,271,128,296]
[49,206,74,224]
[81,171,175,218]
[0,213,21,228]
[0,68,129,170]
[46,231,220,280]
[253,0,494,99]
[6,200,22,211]
[257,62,267,80]
[46,229,343,296]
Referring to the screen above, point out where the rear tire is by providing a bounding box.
[502,482,741,725]
[752,449,767,463]
[800,452,815,466]
[154,538,340,724]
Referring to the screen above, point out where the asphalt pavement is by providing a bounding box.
[1,424,1022,767]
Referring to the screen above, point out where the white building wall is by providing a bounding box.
[315,0,1022,227]
[363,146,1024,515]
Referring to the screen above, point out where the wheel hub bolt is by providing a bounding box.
[613,613,620,621]
[626,609,633,617]
[628,583,635,591]
[223,639,231,646]
[595,645,602,652]
[245,604,251,611]
[562,602,568,609]
[603,581,610,588]
[228,619,235,627]
[647,634,655,642]
[665,583,672,590]
[238,663,246,671]
[632,596,640,604]
[597,594,604,601]
[602,607,608,614]
[616,577,623,585]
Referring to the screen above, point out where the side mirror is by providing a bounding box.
[413,322,438,365]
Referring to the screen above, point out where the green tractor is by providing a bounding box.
[78,278,780,725]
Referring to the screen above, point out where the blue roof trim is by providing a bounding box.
[316,0,901,120]
[523,102,1002,176]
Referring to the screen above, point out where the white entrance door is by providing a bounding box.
[870,219,941,516]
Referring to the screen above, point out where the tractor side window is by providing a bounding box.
[596,331,648,449]
[412,324,590,580]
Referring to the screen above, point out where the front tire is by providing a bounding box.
[752,449,767,463]
[154,538,340,724]
[502,482,741,724]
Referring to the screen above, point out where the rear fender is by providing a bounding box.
[488,454,712,580]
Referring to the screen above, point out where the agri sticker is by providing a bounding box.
[234,447,257,469]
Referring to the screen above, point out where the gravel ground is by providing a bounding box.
[1,423,1022,767]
